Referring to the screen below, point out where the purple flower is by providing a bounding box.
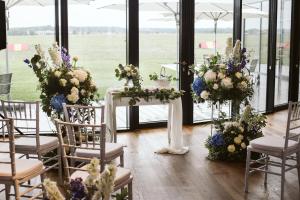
[24,59,30,65]
[50,94,66,113]
[210,132,225,147]
[241,48,246,54]
[61,47,72,68]
[70,178,87,200]
[192,77,206,96]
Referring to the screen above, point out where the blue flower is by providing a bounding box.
[192,77,206,96]
[50,94,66,113]
[70,178,87,200]
[24,59,30,65]
[210,132,225,147]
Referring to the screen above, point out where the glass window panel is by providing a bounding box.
[139,1,180,124]
[193,0,233,122]
[68,1,128,129]
[275,0,291,106]
[5,2,55,100]
[242,0,269,112]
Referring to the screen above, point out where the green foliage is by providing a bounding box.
[118,87,184,106]
[115,64,142,87]
[113,188,128,200]
[149,72,178,82]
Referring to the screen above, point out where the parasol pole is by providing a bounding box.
[5,6,9,73]
[214,19,217,55]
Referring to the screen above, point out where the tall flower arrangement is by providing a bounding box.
[25,43,98,117]
[191,40,253,105]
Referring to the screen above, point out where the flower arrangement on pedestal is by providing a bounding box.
[191,40,254,105]
[205,105,266,161]
[24,43,98,117]
[43,158,123,200]
[115,64,141,87]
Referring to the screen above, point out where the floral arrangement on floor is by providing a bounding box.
[24,43,98,117]
[191,40,254,105]
[43,158,125,200]
[115,64,141,87]
[205,105,266,161]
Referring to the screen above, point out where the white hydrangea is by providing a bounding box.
[59,79,67,87]
[204,70,217,82]
[221,77,233,88]
[218,73,225,79]
[70,87,79,94]
[73,69,88,82]
[70,78,79,86]
[200,90,210,100]
[67,93,79,103]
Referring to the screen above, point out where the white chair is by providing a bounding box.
[0,118,45,200]
[248,59,259,84]
[62,103,124,167]
[244,101,300,200]
[55,120,133,199]
[0,100,62,184]
[0,73,12,100]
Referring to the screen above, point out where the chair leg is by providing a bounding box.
[244,149,251,193]
[5,184,11,200]
[281,157,286,200]
[128,181,133,200]
[120,152,124,167]
[264,155,269,186]
[297,153,300,189]
[57,148,63,185]
[13,180,20,200]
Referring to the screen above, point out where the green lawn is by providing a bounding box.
[3,32,268,101]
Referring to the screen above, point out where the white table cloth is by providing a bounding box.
[105,87,189,155]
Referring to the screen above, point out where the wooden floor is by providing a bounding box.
[116,110,299,200]
[1,110,300,200]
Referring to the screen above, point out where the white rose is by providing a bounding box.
[70,78,79,86]
[235,72,242,79]
[200,90,210,100]
[73,69,88,82]
[218,73,225,79]
[221,77,233,88]
[213,83,219,90]
[71,87,79,94]
[234,137,242,145]
[241,142,247,149]
[67,93,79,103]
[54,71,62,78]
[124,66,131,72]
[227,145,236,153]
[204,70,217,82]
[238,134,244,140]
[59,79,67,87]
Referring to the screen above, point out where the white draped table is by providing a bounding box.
[105,88,189,155]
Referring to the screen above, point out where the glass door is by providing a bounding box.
[138,1,180,125]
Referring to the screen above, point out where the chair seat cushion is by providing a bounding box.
[250,136,299,153]
[75,143,123,159]
[0,159,43,180]
[71,166,131,187]
[15,136,58,154]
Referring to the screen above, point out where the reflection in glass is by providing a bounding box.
[242,0,269,112]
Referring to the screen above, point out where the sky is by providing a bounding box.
[6,0,270,29]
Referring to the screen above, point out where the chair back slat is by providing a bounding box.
[55,120,106,183]
[0,73,12,99]
[285,101,300,149]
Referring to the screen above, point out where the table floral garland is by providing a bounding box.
[115,64,184,106]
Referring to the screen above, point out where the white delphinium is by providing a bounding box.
[43,179,64,200]
[35,44,45,60]
[200,90,210,100]
[233,40,241,62]
[204,70,217,82]
[85,158,101,187]
[73,69,88,82]
[225,37,233,58]
[70,78,79,86]
[48,43,62,66]
[221,77,233,88]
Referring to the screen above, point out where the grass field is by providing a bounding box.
[1,32,268,101]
